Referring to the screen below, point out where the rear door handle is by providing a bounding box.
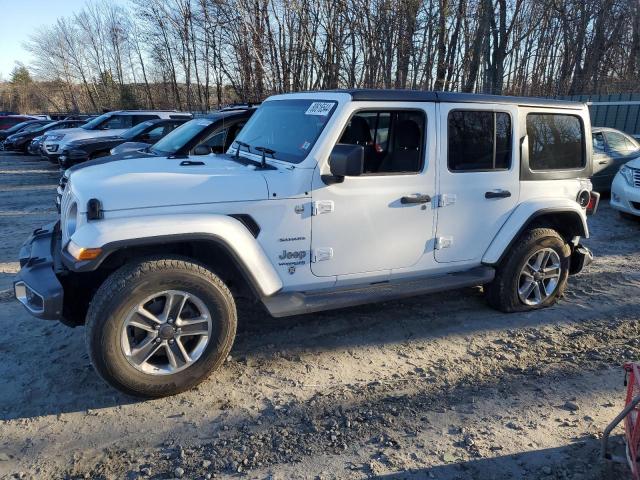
[485,190,511,199]
[401,194,431,204]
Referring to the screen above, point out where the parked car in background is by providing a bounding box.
[0,119,52,145]
[59,118,189,167]
[42,110,193,163]
[611,157,640,219]
[28,135,45,156]
[591,127,640,191]
[3,119,86,154]
[56,107,255,209]
[0,115,37,130]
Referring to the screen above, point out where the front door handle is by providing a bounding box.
[401,194,431,204]
[485,190,511,199]
[598,160,609,165]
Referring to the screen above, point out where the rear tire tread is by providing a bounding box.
[485,228,570,313]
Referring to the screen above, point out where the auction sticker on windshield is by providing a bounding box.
[305,102,334,116]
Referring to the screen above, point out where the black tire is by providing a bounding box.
[85,256,237,398]
[484,228,570,313]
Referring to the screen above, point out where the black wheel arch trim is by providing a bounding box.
[482,207,588,267]
[61,231,272,299]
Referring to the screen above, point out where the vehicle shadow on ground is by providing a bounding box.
[2,277,638,421]
[375,438,628,480]
[104,362,627,480]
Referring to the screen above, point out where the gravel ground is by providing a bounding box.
[0,152,637,480]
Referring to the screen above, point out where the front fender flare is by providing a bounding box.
[67,214,283,297]
[482,199,588,266]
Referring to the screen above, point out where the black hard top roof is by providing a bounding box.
[328,89,583,108]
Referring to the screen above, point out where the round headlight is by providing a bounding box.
[66,201,78,237]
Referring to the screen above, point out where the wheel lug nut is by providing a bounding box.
[169,339,174,344]
[155,338,161,343]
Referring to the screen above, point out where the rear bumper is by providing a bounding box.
[569,243,593,275]
[14,222,65,320]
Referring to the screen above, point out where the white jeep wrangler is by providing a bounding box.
[14,90,599,397]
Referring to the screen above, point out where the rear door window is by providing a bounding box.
[605,131,638,154]
[133,114,160,125]
[102,115,134,130]
[448,110,512,171]
[526,114,584,170]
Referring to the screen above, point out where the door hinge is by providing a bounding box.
[312,200,334,216]
[435,236,453,249]
[437,194,456,208]
[312,247,334,262]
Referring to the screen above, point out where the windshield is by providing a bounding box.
[29,122,57,133]
[150,118,212,155]
[230,99,337,163]
[122,121,155,140]
[82,112,112,130]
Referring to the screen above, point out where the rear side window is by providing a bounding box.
[527,114,584,170]
[103,115,134,130]
[448,111,512,171]
[133,115,160,125]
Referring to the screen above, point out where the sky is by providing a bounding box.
[0,0,95,79]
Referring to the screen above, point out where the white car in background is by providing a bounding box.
[42,110,192,163]
[611,158,640,218]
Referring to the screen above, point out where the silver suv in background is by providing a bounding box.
[42,110,193,163]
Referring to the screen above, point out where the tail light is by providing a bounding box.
[586,191,600,215]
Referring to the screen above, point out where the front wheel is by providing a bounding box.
[85,257,237,397]
[485,228,570,312]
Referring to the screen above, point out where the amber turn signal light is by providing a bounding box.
[67,241,102,261]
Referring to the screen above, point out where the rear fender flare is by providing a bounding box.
[482,199,588,266]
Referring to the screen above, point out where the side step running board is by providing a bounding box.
[263,266,495,318]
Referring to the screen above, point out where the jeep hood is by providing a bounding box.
[68,155,270,211]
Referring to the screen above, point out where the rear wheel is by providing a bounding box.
[485,228,570,312]
[86,257,237,397]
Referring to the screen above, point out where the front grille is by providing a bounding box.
[60,187,75,246]
[633,168,640,188]
[55,175,68,212]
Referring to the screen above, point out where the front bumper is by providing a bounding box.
[610,174,640,216]
[14,222,65,320]
[59,150,89,167]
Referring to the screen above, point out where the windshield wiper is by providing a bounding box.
[255,146,275,169]
[234,140,251,159]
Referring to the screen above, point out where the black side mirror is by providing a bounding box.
[193,145,211,156]
[324,144,364,184]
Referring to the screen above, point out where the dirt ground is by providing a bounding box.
[0,152,637,480]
